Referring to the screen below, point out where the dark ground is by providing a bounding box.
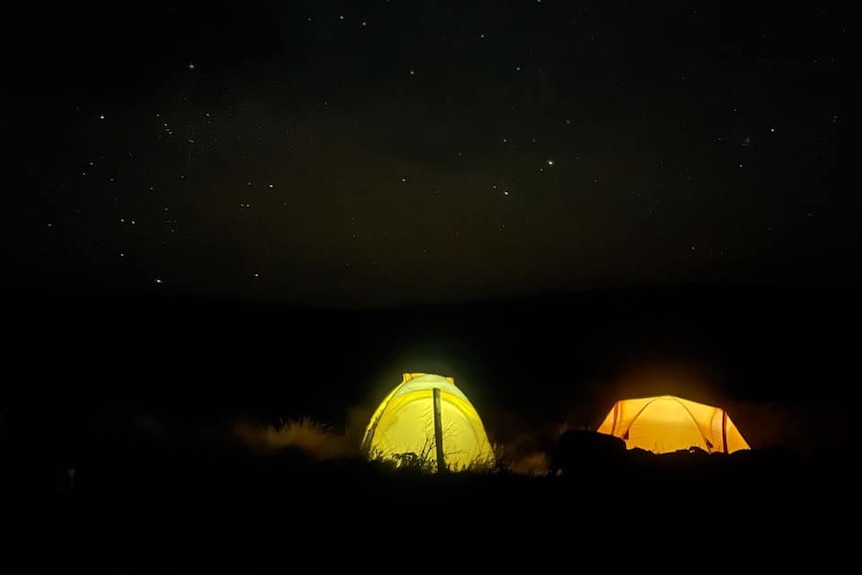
[1,434,858,573]
[1,280,860,572]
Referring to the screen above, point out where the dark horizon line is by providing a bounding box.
[3,271,859,314]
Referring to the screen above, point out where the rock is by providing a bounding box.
[548,429,627,477]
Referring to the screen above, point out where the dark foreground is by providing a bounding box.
[2,436,857,573]
[3,281,860,571]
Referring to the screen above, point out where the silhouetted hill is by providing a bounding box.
[3,279,860,430]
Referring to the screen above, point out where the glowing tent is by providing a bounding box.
[361,373,495,472]
[596,395,750,454]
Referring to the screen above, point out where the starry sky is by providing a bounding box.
[7,1,854,309]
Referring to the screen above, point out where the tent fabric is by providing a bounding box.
[361,373,495,471]
[596,395,750,454]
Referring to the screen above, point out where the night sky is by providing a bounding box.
[8,1,854,309]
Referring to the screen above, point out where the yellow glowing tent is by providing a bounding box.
[596,395,750,454]
[361,373,495,472]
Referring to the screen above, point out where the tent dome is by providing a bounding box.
[596,395,750,454]
[361,373,495,472]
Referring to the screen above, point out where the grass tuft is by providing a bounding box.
[232,417,359,462]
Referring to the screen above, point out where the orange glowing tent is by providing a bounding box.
[596,395,750,454]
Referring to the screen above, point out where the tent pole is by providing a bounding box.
[433,387,447,473]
